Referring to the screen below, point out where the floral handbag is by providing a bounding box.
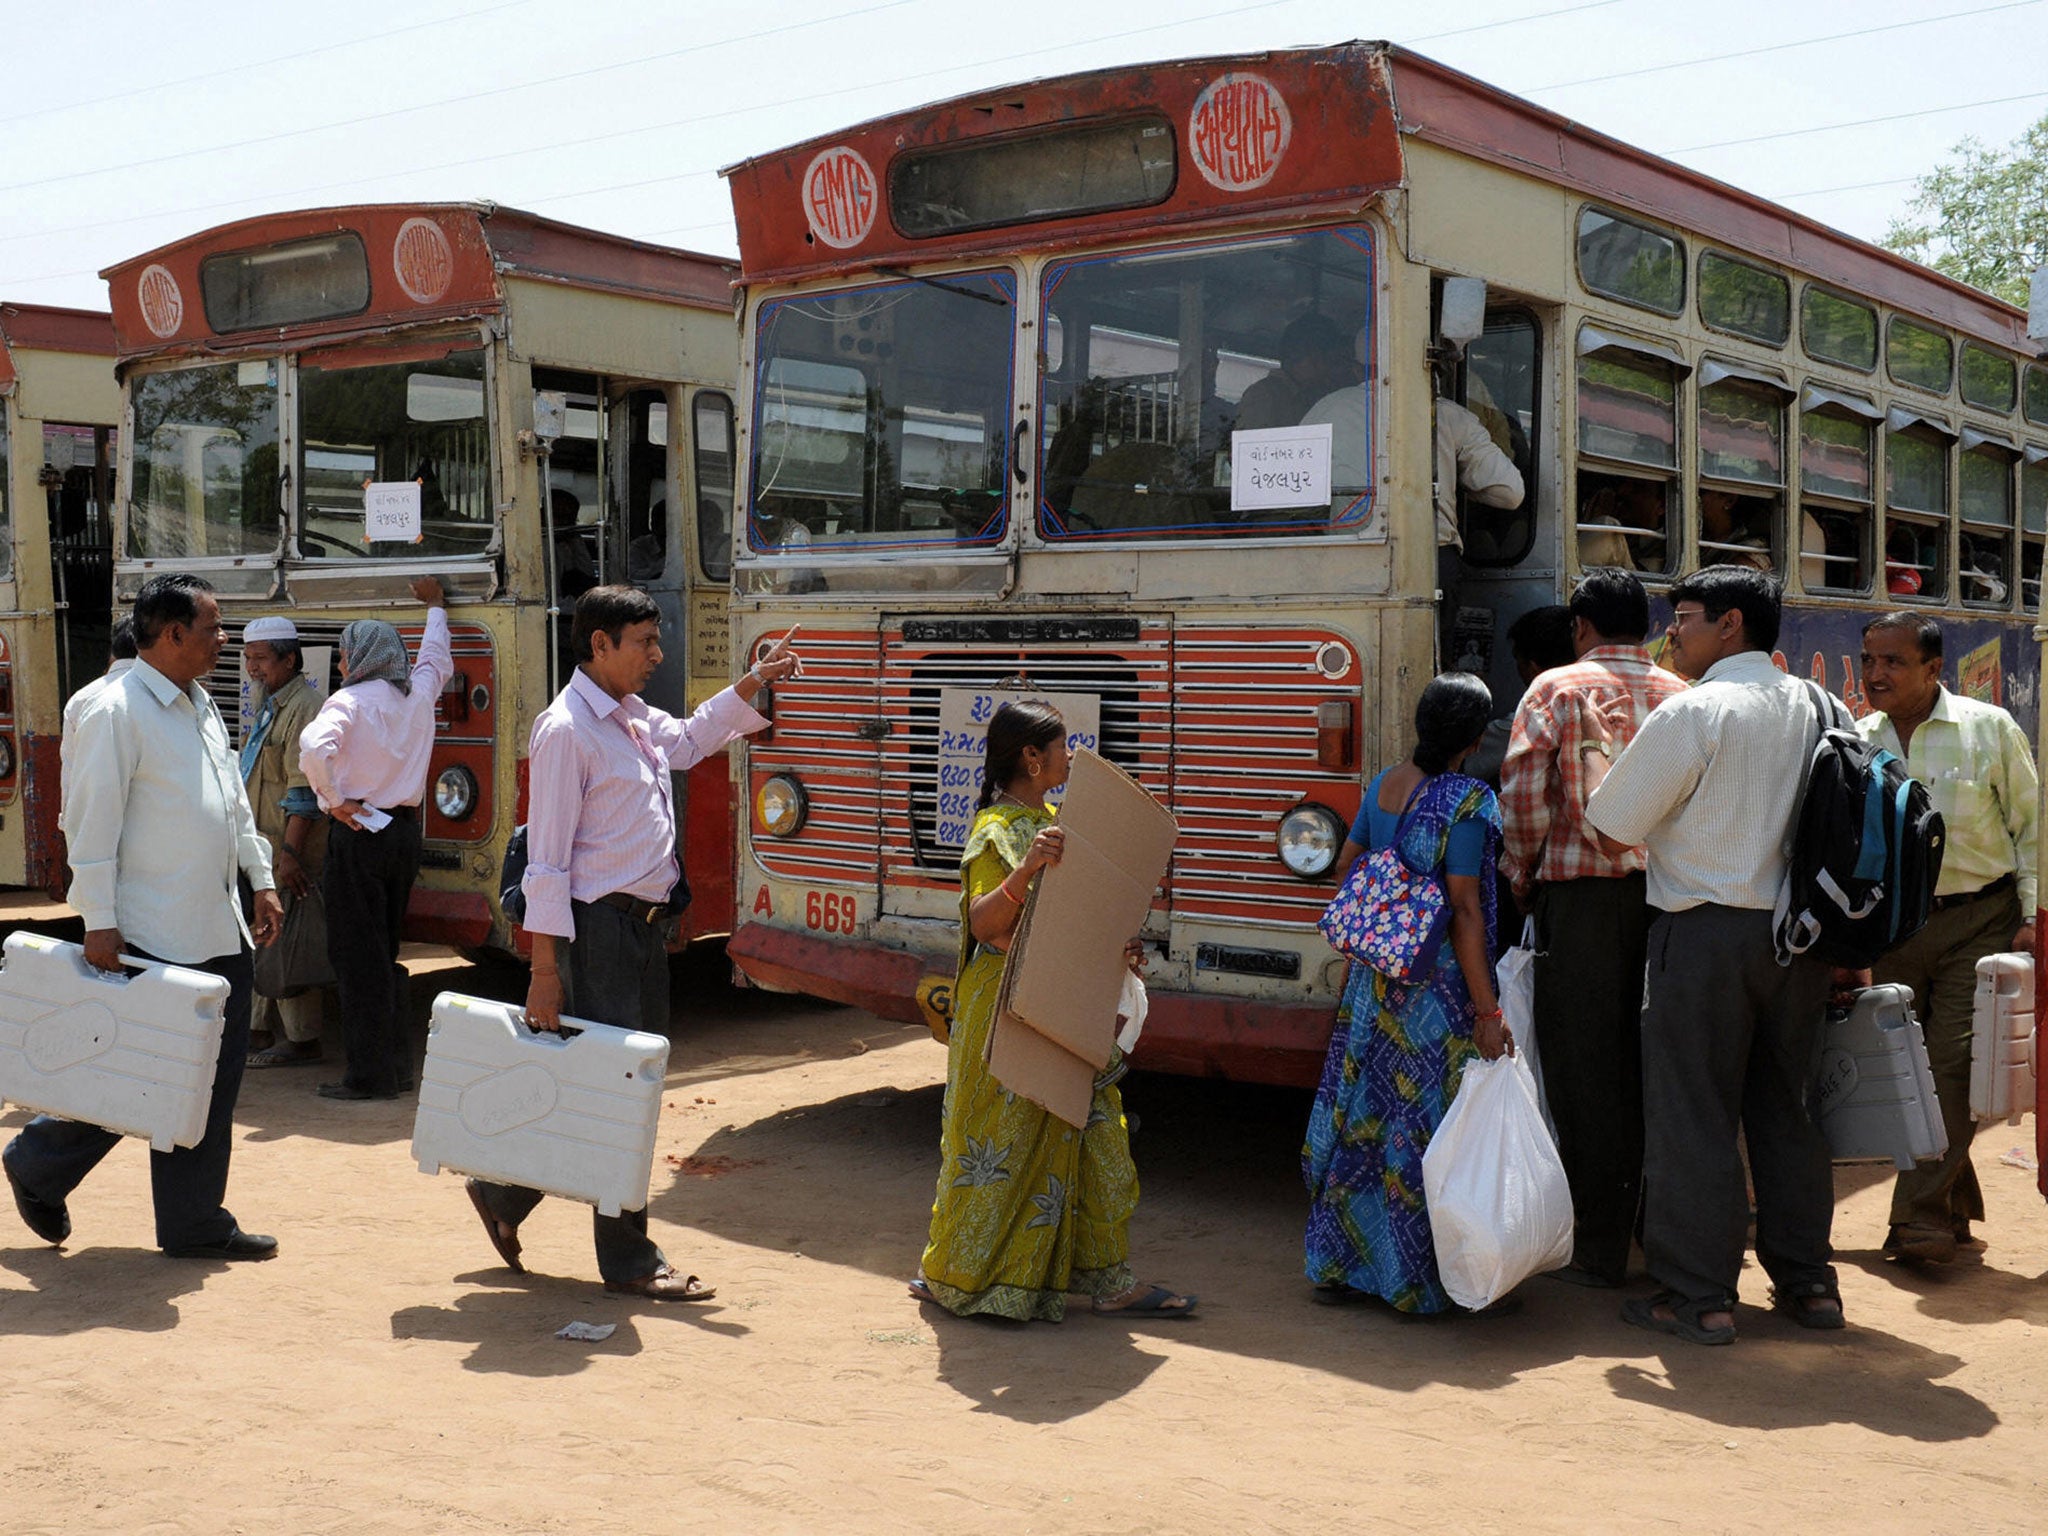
[1317,780,1451,982]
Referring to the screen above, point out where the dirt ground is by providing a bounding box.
[2,919,2045,1535]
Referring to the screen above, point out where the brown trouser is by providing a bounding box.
[1872,883,2022,1232]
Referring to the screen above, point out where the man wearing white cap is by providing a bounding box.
[241,616,330,1068]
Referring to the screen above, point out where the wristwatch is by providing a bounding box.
[1580,738,1613,759]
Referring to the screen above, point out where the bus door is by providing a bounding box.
[1446,300,1551,707]
[42,422,116,704]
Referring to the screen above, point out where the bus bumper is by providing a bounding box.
[726,922,1336,1089]
[404,887,495,950]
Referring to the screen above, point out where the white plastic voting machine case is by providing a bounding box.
[1816,983,1948,1171]
[0,932,230,1152]
[1969,952,2036,1125]
[411,991,670,1217]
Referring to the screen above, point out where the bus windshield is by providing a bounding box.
[129,360,280,559]
[297,344,493,559]
[1039,227,1376,538]
[749,272,1014,553]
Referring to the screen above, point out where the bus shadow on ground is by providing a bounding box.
[668,1071,2000,1439]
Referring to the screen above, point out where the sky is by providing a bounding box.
[4,0,2045,312]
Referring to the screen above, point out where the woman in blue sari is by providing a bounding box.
[1303,672,1513,1315]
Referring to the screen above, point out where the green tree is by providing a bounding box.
[1883,115,2048,307]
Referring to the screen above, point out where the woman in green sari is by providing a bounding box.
[911,701,1195,1321]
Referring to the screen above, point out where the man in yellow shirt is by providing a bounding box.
[1856,613,2038,1266]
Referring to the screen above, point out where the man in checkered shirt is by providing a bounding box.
[1500,568,1686,1289]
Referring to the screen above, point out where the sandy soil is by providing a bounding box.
[3,929,2045,1535]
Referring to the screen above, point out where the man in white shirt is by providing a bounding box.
[57,616,137,840]
[5,575,283,1260]
[1580,565,1845,1343]
[298,577,452,1101]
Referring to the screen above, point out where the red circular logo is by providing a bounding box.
[393,217,455,305]
[137,265,184,339]
[802,146,878,250]
[1188,73,1292,192]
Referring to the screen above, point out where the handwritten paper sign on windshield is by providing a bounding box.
[1230,423,1332,511]
[364,480,423,543]
[934,687,1102,849]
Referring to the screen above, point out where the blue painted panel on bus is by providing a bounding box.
[1768,608,2039,738]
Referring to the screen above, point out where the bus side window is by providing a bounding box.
[1958,443,2017,609]
[1798,396,1877,593]
[2022,454,2047,612]
[1459,313,1539,565]
[1696,375,1787,575]
[1885,420,1952,602]
[692,392,735,583]
[1575,331,1677,576]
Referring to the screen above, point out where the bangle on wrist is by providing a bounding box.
[532,967,558,977]
[994,880,1025,906]
[1475,1007,1503,1022]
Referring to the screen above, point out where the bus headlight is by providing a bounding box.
[433,765,478,821]
[756,774,808,838]
[0,734,13,779]
[1277,803,1346,879]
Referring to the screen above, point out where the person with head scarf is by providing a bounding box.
[297,577,452,1100]
[241,615,332,1068]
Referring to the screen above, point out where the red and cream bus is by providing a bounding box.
[102,204,742,952]
[0,303,121,892]
[720,44,2046,1085]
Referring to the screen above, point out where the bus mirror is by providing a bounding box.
[1439,278,1487,350]
[533,390,568,442]
[2030,266,2047,341]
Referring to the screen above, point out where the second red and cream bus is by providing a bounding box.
[102,204,743,951]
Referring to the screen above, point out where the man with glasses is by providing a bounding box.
[1499,569,1686,1289]
[1855,612,2037,1266]
[1577,566,1844,1344]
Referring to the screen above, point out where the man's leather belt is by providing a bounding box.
[595,891,670,924]
[1930,872,2015,912]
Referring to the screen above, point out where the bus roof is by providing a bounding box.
[723,46,1402,284]
[101,203,736,362]
[0,303,116,394]
[724,40,2035,352]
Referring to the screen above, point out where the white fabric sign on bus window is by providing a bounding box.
[1230,423,1333,511]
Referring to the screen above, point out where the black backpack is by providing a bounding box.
[499,824,530,924]
[1773,681,1945,968]
[497,824,692,930]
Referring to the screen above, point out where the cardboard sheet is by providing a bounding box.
[986,751,1177,1126]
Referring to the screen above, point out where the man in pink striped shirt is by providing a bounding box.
[466,585,799,1300]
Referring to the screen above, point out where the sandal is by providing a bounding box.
[247,1040,322,1068]
[1621,1289,1735,1346]
[464,1179,524,1273]
[604,1265,717,1302]
[1885,1221,1957,1265]
[1091,1283,1197,1319]
[1311,1283,1376,1307]
[908,1277,937,1304]
[1769,1280,1845,1331]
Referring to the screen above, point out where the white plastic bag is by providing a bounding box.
[1420,1052,1574,1310]
[1115,971,1149,1055]
[1495,918,1553,1137]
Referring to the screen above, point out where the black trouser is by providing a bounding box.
[1531,874,1650,1282]
[1640,904,1835,1307]
[3,947,253,1250]
[323,815,422,1095]
[472,897,672,1284]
